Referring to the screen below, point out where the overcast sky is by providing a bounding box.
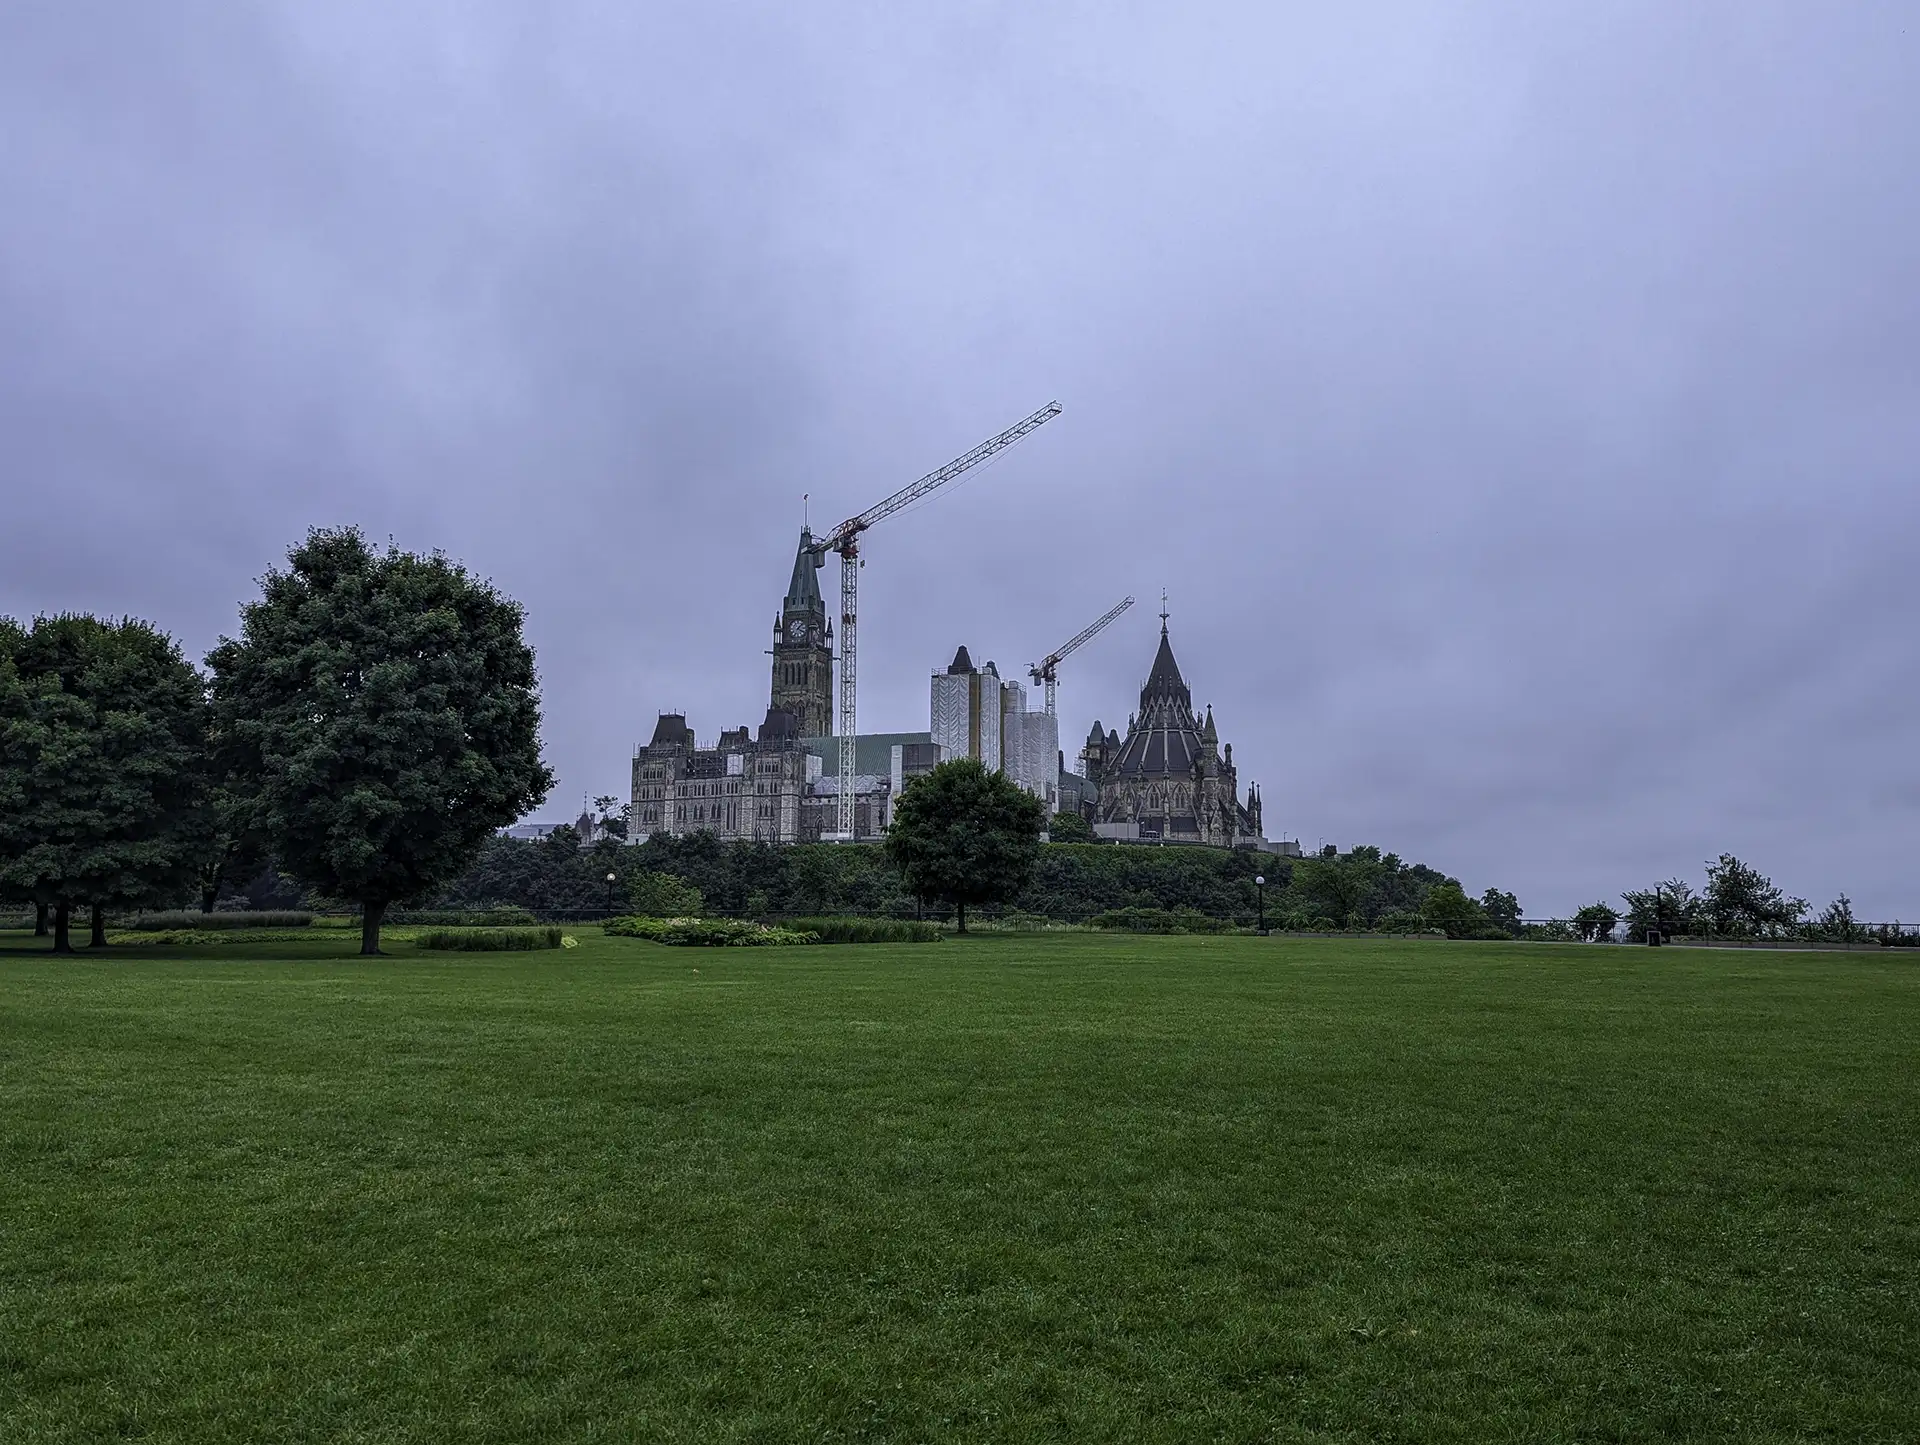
[4,3,1916,916]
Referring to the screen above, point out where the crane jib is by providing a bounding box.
[806,400,1061,841]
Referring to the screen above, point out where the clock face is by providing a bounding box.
[787,619,810,643]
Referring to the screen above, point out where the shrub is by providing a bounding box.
[627,872,704,918]
[786,917,944,944]
[603,915,816,947]
[388,908,489,926]
[416,927,564,952]
[110,927,317,945]
[122,910,313,931]
[603,914,681,940]
[1374,910,1430,934]
[1088,906,1231,934]
[471,905,539,926]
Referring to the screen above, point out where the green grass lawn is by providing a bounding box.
[1,930,1915,1442]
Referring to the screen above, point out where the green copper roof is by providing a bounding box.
[785,528,824,612]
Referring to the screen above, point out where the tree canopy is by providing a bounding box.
[207,529,553,954]
[1046,810,1095,844]
[884,759,1045,931]
[0,615,208,951]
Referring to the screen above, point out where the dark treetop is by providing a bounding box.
[0,614,208,951]
[884,757,1045,932]
[207,528,553,953]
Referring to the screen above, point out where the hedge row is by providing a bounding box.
[785,917,944,944]
[122,910,313,931]
[416,927,565,952]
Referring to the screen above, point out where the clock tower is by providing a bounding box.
[769,528,835,736]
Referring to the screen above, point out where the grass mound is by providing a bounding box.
[122,909,313,931]
[604,915,818,946]
[786,916,944,944]
[415,926,564,952]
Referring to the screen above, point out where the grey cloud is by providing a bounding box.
[3,2,1915,914]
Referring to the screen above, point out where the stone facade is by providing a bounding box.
[630,709,813,844]
[1079,618,1263,848]
[630,531,943,844]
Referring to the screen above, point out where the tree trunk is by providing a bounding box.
[52,902,73,954]
[90,902,107,948]
[956,901,967,934]
[34,901,48,936]
[360,900,388,956]
[200,884,218,914]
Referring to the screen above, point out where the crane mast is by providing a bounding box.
[815,401,1062,840]
[1029,595,1134,717]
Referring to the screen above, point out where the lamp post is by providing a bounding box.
[1255,875,1267,936]
[605,871,617,917]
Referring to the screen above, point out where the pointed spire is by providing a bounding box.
[784,527,824,613]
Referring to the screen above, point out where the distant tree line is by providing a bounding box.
[1562,854,1908,945]
[424,830,1530,936]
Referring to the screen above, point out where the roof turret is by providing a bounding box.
[948,645,976,675]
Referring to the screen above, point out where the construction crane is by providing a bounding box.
[1029,595,1134,718]
[811,400,1063,840]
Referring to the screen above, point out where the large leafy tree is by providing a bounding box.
[208,528,554,954]
[0,615,209,951]
[884,758,1044,932]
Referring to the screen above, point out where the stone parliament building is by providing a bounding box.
[630,530,1273,850]
[630,529,940,845]
[1078,614,1265,849]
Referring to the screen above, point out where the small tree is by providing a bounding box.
[1480,887,1522,937]
[1421,880,1491,940]
[1703,853,1805,938]
[1621,878,1699,943]
[208,529,554,954]
[884,758,1044,932]
[1572,902,1620,943]
[1046,810,1095,844]
[1817,894,1859,943]
[592,794,629,842]
[627,871,703,918]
